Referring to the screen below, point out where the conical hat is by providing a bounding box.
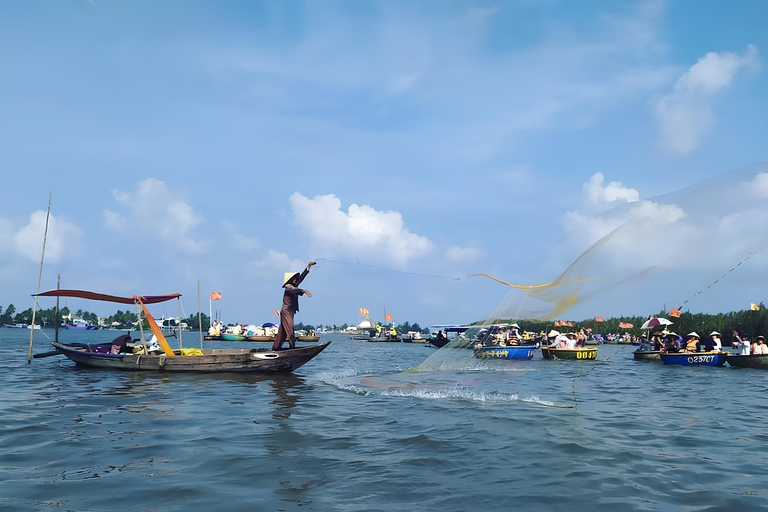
[283,272,299,286]
[686,332,700,338]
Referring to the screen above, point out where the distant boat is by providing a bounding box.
[65,319,97,330]
[27,324,41,330]
[3,323,29,329]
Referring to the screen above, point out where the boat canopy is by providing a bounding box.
[35,289,181,305]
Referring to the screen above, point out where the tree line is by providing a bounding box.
[496,305,768,341]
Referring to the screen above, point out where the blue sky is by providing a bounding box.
[1,0,767,327]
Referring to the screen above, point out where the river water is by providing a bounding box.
[2,329,767,511]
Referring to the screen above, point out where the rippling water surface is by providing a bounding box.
[2,330,768,511]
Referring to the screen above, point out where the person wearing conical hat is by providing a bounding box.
[272,261,316,350]
[684,332,701,353]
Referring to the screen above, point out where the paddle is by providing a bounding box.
[32,350,62,359]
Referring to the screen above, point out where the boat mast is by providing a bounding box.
[55,274,60,344]
[27,193,51,364]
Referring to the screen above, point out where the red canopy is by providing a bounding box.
[35,289,181,305]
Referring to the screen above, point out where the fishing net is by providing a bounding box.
[414,162,768,371]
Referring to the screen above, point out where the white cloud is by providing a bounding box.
[750,173,768,199]
[583,172,640,205]
[289,192,433,263]
[247,250,305,281]
[13,210,82,263]
[446,246,484,262]
[655,45,760,154]
[106,178,205,253]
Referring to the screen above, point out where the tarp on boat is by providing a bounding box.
[35,289,181,305]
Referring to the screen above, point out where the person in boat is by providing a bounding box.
[732,329,750,355]
[650,331,664,351]
[754,336,768,355]
[638,336,653,352]
[662,332,681,353]
[272,261,316,350]
[564,332,577,349]
[435,330,446,342]
[576,328,587,348]
[683,332,701,352]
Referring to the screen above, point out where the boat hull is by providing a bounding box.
[296,335,320,342]
[246,335,275,342]
[51,341,330,373]
[659,351,728,366]
[221,334,247,341]
[66,325,98,330]
[475,345,536,360]
[633,350,661,361]
[541,347,598,360]
[726,353,768,368]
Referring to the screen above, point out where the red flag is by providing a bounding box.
[595,317,604,322]
[554,320,561,327]
[210,291,222,301]
[385,313,393,322]
[669,308,682,318]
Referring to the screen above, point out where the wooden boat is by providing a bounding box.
[541,346,598,360]
[33,289,330,374]
[50,341,330,373]
[633,350,661,361]
[659,351,728,366]
[247,335,275,342]
[297,334,320,342]
[475,345,537,360]
[221,333,247,341]
[726,353,768,369]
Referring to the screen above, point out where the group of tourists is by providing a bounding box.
[547,328,588,349]
[637,329,768,355]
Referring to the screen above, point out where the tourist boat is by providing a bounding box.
[33,289,330,374]
[247,335,275,342]
[633,350,661,361]
[221,333,247,341]
[65,319,98,330]
[659,351,728,367]
[475,345,537,360]
[541,346,598,360]
[726,353,768,369]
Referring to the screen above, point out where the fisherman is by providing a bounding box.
[684,332,701,353]
[272,261,316,350]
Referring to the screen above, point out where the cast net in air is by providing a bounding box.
[413,162,768,371]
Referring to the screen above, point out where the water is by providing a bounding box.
[2,330,768,511]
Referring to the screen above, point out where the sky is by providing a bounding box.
[1,0,767,328]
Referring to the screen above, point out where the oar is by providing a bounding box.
[32,350,62,359]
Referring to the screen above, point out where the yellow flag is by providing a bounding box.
[359,307,369,316]
[751,303,761,311]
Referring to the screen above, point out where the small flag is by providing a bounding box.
[210,291,222,301]
[751,303,761,311]
[554,320,561,327]
[274,310,280,318]
[595,317,604,322]
[385,313,393,322]
[359,307,369,316]
[670,308,682,318]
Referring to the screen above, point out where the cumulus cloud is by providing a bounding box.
[12,210,82,263]
[289,192,433,263]
[655,45,760,154]
[105,179,205,253]
[583,172,640,205]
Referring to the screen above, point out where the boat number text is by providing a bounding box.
[687,355,715,363]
